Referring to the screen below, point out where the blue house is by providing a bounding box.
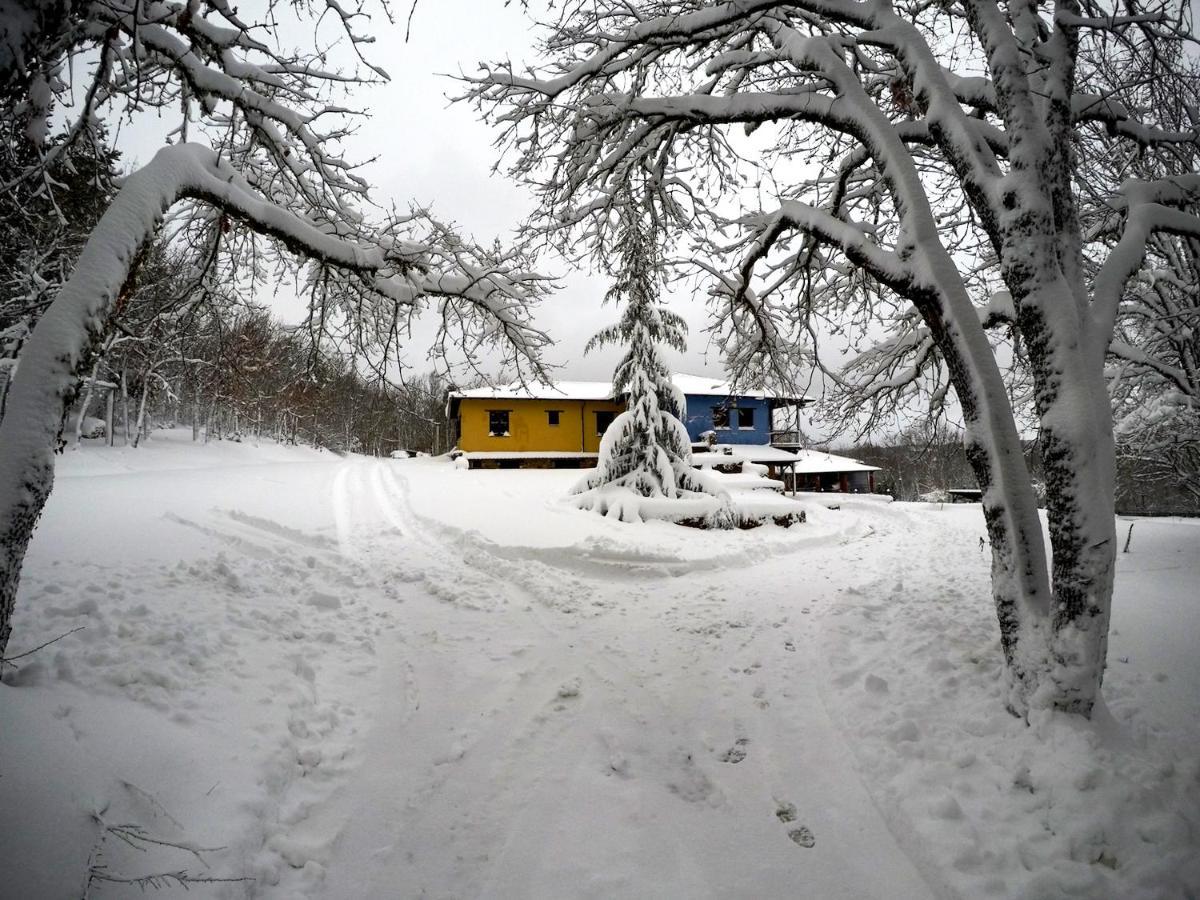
[671,374,808,447]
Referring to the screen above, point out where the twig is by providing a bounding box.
[0,626,85,670]
[120,780,184,830]
[405,0,419,41]
[87,867,252,889]
[102,822,224,862]
[1123,521,1135,553]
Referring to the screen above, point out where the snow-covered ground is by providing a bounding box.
[2,430,1197,899]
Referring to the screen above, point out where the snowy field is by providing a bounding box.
[2,430,1198,899]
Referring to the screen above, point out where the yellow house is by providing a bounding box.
[446,381,625,468]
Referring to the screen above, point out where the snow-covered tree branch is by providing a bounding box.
[465,0,1200,717]
[0,1,552,659]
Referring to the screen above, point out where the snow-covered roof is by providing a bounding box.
[693,445,880,472]
[694,445,803,465]
[790,449,881,474]
[670,374,812,402]
[462,451,599,459]
[448,374,813,403]
[449,380,615,401]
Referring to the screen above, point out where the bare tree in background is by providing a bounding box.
[0,0,552,659]
[467,0,1200,717]
[1084,63,1200,513]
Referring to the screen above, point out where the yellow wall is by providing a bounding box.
[457,398,626,453]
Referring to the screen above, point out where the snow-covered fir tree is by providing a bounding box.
[573,197,729,522]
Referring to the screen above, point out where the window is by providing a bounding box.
[595,410,616,436]
[737,407,755,429]
[712,406,730,429]
[547,410,561,426]
[488,410,510,436]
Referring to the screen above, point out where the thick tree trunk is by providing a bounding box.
[1038,348,1117,716]
[959,411,1058,718]
[988,268,1116,717]
[984,402,1115,719]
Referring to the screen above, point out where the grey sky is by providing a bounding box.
[357,2,737,382]
[111,2,733,385]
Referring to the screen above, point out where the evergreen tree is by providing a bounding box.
[574,197,720,507]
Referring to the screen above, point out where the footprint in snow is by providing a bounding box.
[788,826,816,848]
[775,801,815,848]
[718,738,749,764]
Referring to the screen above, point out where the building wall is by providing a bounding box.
[457,398,626,454]
[682,394,772,445]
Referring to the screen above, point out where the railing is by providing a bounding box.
[769,430,804,447]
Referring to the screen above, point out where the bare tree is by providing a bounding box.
[1087,66,1200,512]
[0,1,552,659]
[466,0,1200,717]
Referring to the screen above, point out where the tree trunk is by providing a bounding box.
[190,375,200,442]
[980,260,1117,718]
[121,367,131,445]
[132,377,151,448]
[72,360,100,449]
[105,389,115,447]
[1035,328,1117,716]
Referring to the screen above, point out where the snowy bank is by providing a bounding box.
[1,437,1196,898]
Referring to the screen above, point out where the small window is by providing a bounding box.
[488,410,510,436]
[595,410,616,436]
[547,410,561,426]
[712,406,730,429]
[737,407,755,429]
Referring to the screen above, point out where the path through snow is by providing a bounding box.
[3,438,1196,899]
[313,459,931,899]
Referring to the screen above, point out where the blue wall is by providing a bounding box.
[682,394,772,445]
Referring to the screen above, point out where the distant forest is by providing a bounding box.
[846,423,1198,517]
[0,128,451,458]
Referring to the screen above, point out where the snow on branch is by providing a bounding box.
[1092,174,1200,356]
[0,141,549,586]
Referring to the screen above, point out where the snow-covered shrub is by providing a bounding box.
[77,416,106,440]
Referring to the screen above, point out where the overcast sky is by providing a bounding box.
[112,2,737,385]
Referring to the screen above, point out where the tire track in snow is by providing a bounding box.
[317,460,617,897]
[367,462,897,894]
[316,460,934,898]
